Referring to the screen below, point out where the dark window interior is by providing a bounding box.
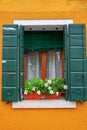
[24,31,64,53]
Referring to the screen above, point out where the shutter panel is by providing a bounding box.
[65,24,87,101]
[2,25,24,102]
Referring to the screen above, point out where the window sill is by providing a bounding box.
[12,98,76,108]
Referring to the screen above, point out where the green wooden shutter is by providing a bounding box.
[2,25,24,102]
[65,24,87,101]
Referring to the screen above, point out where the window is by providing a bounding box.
[2,22,87,108]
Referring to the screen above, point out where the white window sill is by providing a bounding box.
[12,98,76,108]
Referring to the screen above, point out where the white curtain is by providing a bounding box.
[27,51,62,80]
[55,51,62,78]
[47,51,62,79]
[47,51,56,79]
[27,52,41,79]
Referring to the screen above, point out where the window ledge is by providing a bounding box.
[12,99,76,108]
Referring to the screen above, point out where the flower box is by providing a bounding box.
[60,91,65,95]
[43,92,61,99]
[24,78,66,100]
[24,93,42,100]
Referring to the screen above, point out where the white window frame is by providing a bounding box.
[13,19,76,108]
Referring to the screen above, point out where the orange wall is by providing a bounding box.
[0,1,87,130]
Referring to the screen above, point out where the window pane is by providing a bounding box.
[47,51,62,79]
[27,52,41,79]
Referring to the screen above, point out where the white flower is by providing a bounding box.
[37,90,41,95]
[50,90,54,95]
[64,85,67,90]
[48,86,51,90]
[56,91,59,96]
[24,90,28,95]
[32,87,36,91]
[48,80,52,84]
[45,83,48,87]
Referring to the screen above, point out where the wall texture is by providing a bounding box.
[0,0,87,130]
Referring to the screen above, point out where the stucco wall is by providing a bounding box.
[0,0,87,130]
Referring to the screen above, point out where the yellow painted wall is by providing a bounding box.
[0,1,87,130]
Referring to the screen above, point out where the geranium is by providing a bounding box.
[56,91,59,96]
[44,83,48,87]
[37,90,41,95]
[24,78,43,94]
[48,80,52,84]
[50,90,54,95]
[32,87,36,91]
[24,78,66,96]
[24,90,28,95]
[64,85,67,90]
[48,86,51,90]
[42,78,66,95]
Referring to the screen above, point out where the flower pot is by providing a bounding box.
[33,93,42,99]
[24,94,33,99]
[59,91,65,95]
[24,93,42,100]
[43,92,61,99]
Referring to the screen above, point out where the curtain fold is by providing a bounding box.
[55,51,62,78]
[47,51,62,79]
[27,52,41,79]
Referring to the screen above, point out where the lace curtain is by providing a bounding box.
[47,51,62,79]
[27,52,41,79]
[27,51,62,79]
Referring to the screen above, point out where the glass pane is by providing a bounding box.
[47,51,62,79]
[27,52,41,79]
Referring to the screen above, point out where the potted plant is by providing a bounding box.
[24,78,66,100]
[42,78,66,99]
[24,78,43,100]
